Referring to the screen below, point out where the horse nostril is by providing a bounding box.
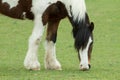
[88,64,91,69]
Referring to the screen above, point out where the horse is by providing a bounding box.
[0,0,94,71]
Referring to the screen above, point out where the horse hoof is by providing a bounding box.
[24,60,40,71]
[54,66,62,70]
[46,65,62,70]
[24,65,40,71]
[30,67,40,71]
[45,59,62,70]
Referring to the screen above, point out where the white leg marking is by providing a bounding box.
[79,37,92,70]
[24,0,59,71]
[2,0,19,9]
[44,41,62,70]
[24,14,44,70]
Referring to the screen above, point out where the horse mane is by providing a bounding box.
[72,21,94,51]
[68,0,86,21]
[69,6,94,51]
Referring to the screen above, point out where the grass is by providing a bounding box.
[0,0,120,80]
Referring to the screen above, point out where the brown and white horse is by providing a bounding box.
[0,0,94,71]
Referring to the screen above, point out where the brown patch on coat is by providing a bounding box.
[0,0,34,19]
[46,20,60,43]
[42,1,68,42]
[88,43,93,64]
[42,1,68,25]
[88,34,93,64]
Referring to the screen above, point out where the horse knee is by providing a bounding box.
[46,33,57,43]
[29,35,41,46]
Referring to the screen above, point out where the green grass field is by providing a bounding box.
[0,0,120,80]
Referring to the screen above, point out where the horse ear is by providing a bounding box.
[89,22,94,32]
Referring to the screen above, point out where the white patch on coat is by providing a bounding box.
[24,14,45,70]
[61,0,86,21]
[31,0,58,15]
[22,12,26,19]
[44,41,61,70]
[79,37,92,69]
[2,0,19,9]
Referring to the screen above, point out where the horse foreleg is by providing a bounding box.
[24,14,44,70]
[44,20,62,70]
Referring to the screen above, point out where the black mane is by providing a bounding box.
[68,12,94,51]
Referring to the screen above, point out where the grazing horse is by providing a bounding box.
[0,0,94,71]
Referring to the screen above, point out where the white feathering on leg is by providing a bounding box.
[44,41,62,70]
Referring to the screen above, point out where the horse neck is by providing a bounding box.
[62,0,86,21]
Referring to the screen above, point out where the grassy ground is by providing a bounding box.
[0,0,120,80]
